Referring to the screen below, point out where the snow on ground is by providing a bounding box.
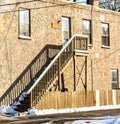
[0,105,19,117]
[40,115,120,124]
[41,115,120,124]
[1,105,120,117]
[26,105,120,116]
[72,115,120,124]
[25,105,120,123]
[1,105,120,123]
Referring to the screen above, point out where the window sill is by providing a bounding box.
[18,35,31,40]
[74,50,89,56]
[101,45,110,49]
[88,44,93,47]
[112,82,118,83]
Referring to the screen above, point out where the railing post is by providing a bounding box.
[58,57,61,91]
[85,56,87,92]
[30,91,32,108]
[74,37,76,50]
[73,37,76,91]
[73,55,76,91]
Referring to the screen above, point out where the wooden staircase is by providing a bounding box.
[0,34,88,112]
[14,94,30,112]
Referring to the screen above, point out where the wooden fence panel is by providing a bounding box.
[36,91,95,110]
[79,91,85,107]
[85,91,95,107]
[66,92,72,108]
[100,90,107,106]
[108,90,113,105]
[75,92,80,108]
[116,90,120,104]
[35,90,120,110]
[72,91,76,108]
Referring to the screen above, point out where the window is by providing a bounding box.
[74,0,87,4]
[19,9,31,39]
[111,69,119,89]
[82,19,92,45]
[69,0,88,4]
[101,23,109,47]
[67,0,92,4]
[62,17,71,43]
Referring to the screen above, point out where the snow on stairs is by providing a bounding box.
[13,92,30,112]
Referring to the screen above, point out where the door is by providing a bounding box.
[62,17,71,46]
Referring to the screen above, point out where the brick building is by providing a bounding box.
[0,0,120,110]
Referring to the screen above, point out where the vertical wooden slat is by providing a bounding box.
[107,90,112,105]
[85,91,94,107]
[100,90,107,106]
[116,90,120,104]
[81,91,85,107]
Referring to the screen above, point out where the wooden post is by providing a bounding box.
[73,37,76,91]
[30,91,32,108]
[91,59,93,91]
[58,57,61,91]
[85,56,87,92]
[73,55,76,91]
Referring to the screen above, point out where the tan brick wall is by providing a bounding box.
[0,0,120,97]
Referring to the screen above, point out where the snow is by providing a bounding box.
[0,91,28,117]
[0,105,18,117]
[1,105,120,117]
[37,115,120,124]
[25,105,120,117]
[1,105,120,123]
[12,91,27,106]
[72,116,120,124]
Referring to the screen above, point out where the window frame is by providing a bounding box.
[110,69,119,89]
[18,8,31,39]
[82,19,92,46]
[73,0,88,4]
[101,22,110,48]
[62,16,71,43]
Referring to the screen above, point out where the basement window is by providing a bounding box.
[19,8,31,39]
[111,69,119,89]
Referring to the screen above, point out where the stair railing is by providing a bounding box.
[27,34,88,107]
[0,45,61,106]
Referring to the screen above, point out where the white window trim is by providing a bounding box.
[19,35,31,40]
[101,23,110,47]
[82,19,92,45]
[101,45,110,49]
[111,69,118,83]
[19,9,31,38]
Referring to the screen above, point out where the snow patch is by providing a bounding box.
[25,105,120,117]
[1,104,120,119]
[0,105,18,117]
